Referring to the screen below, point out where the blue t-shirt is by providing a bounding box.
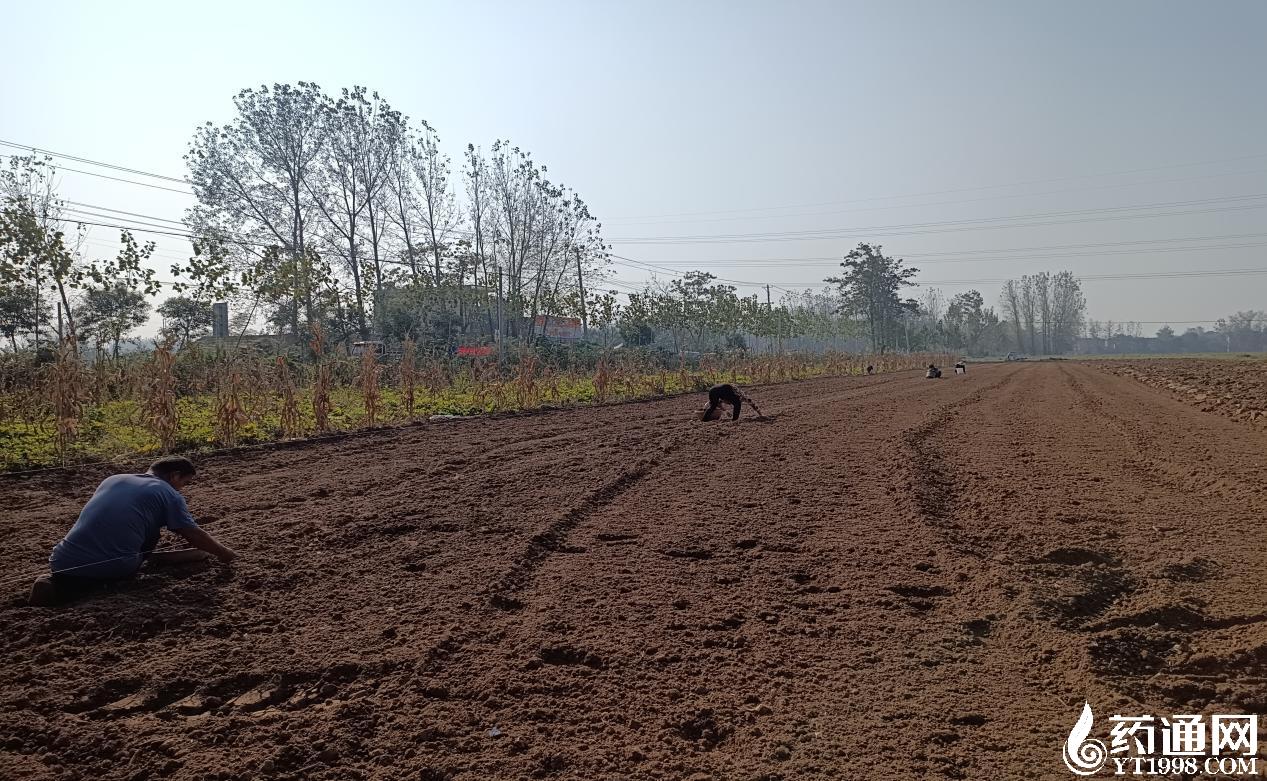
[49,473,199,578]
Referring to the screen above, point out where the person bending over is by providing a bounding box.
[701,383,764,421]
[926,364,942,379]
[29,456,238,606]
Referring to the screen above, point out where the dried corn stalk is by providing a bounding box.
[145,341,179,453]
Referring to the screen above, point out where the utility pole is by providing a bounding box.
[575,247,587,340]
[766,285,773,355]
[496,266,504,367]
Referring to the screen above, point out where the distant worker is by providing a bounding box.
[29,456,238,606]
[700,383,764,421]
[926,364,942,379]
[866,364,875,375]
[954,361,967,375]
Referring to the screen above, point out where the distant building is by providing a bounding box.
[211,302,229,337]
[525,315,584,340]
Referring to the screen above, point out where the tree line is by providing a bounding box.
[8,80,1250,361]
[184,82,607,347]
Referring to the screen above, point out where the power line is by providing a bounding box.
[0,153,195,196]
[546,231,1267,268]
[20,150,1267,299]
[607,254,797,295]
[57,217,1267,300]
[607,193,1267,244]
[62,207,197,235]
[606,166,1267,228]
[57,198,1267,272]
[605,151,1267,221]
[0,139,188,183]
[64,200,189,226]
[621,240,1267,268]
[761,267,1267,287]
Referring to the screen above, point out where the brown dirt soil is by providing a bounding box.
[1096,356,1267,430]
[2,362,1266,780]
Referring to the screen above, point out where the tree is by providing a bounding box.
[1019,275,1039,354]
[310,86,400,337]
[588,290,622,348]
[0,156,83,344]
[1047,271,1086,353]
[87,230,160,298]
[410,123,460,287]
[1000,279,1024,352]
[186,83,611,347]
[187,82,327,335]
[157,296,213,348]
[79,284,149,361]
[944,290,998,355]
[1002,271,1085,355]
[826,243,918,352]
[0,283,45,351]
[243,245,340,341]
[170,238,241,306]
[1216,310,1267,352]
[187,82,326,256]
[77,230,162,357]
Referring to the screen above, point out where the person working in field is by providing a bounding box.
[29,456,238,606]
[700,383,765,421]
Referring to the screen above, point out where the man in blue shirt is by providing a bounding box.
[29,456,238,606]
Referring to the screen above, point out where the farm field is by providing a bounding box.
[2,360,1266,780]
[1093,356,1267,431]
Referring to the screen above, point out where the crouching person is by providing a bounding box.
[29,456,238,606]
[700,383,764,421]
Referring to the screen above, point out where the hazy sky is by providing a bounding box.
[2,0,1265,332]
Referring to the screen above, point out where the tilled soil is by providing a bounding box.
[1095,357,1267,431]
[2,362,1265,780]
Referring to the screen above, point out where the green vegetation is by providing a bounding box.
[0,349,949,470]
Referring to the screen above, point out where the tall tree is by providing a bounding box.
[309,86,398,336]
[79,284,150,361]
[1000,279,1024,352]
[1019,275,1039,354]
[945,289,998,355]
[186,82,327,334]
[825,243,918,352]
[1047,271,1085,353]
[0,156,83,344]
[0,283,44,351]
[410,124,460,287]
[157,296,213,348]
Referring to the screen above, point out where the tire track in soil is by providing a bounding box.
[481,366,936,609]
[1061,363,1267,505]
[920,364,1267,747]
[899,368,1018,554]
[411,367,1022,780]
[457,373,919,675]
[486,461,659,610]
[1053,364,1267,718]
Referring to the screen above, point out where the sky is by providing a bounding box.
[2,0,1265,335]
